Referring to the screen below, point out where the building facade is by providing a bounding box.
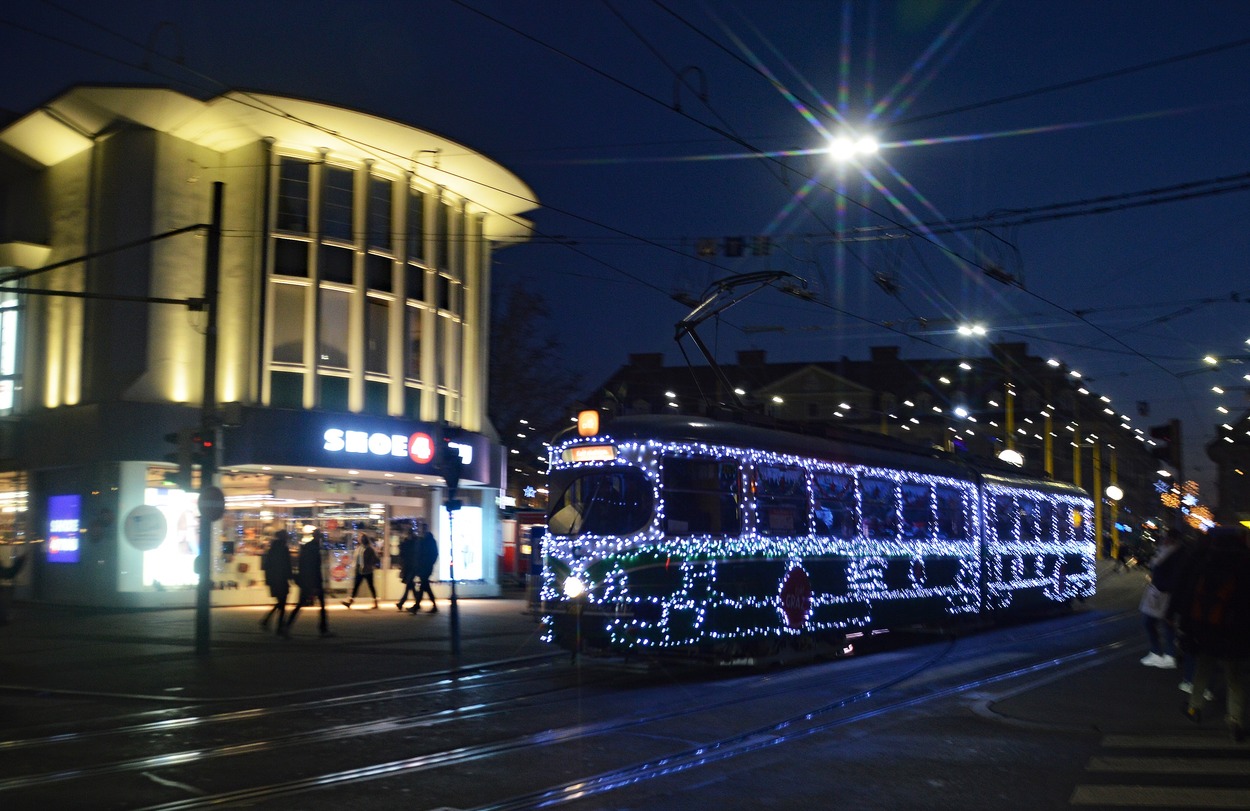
[0,86,536,606]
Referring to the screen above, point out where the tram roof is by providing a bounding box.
[577,414,1090,499]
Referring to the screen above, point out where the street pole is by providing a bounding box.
[447,502,460,658]
[195,182,222,657]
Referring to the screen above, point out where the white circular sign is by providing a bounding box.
[123,505,168,552]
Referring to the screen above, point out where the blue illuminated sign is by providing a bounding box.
[47,494,82,564]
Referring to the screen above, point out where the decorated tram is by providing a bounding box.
[540,413,1095,660]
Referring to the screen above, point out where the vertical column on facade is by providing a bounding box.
[305,149,326,409]
[389,172,411,417]
[348,160,369,413]
[419,188,441,423]
[461,212,487,435]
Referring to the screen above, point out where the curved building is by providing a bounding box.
[0,86,536,606]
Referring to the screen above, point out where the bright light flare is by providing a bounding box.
[827,134,879,162]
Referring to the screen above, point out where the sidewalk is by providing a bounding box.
[0,591,555,703]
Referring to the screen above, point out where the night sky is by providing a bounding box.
[3,1,1250,494]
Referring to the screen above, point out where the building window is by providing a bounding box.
[407,189,425,262]
[434,199,450,270]
[367,176,392,252]
[320,245,353,285]
[366,254,392,293]
[321,165,354,242]
[406,263,425,302]
[273,238,309,278]
[366,297,388,375]
[267,155,466,417]
[318,288,350,369]
[276,158,311,233]
[406,305,423,381]
[271,283,306,365]
[271,371,303,409]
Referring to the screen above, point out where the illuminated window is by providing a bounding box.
[0,289,20,415]
[756,464,808,536]
[813,471,857,539]
[862,477,898,540]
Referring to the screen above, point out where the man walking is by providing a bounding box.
[409,520,440,613]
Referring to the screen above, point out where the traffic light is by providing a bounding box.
[188,430,215,467]
[162,427,195,490]
[162,427,216,490]
[440,437,463,503]
[1149,419,1183,469]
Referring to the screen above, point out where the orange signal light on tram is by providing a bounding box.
[577,410,599,437]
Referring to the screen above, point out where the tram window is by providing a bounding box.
[862,477,898,540]
[1019,498,1040,541]
[900,482,931,541]
[661,457,741,537]
[935,486,967,541]
[813,471,856,539]
[1038,501,1055,540]
[994,493,1015,541]
[756,464,808,536]
[547,468,653,538]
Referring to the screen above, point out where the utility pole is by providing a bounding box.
[195,182,223,657]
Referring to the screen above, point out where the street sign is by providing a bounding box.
[198,486,226,522]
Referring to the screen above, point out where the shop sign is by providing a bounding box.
[322,427,474,466]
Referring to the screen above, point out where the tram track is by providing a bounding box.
[0,607,1136,809]
[123,634,1126,811]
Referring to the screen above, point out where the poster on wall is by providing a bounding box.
[47,494,82,564]
[438,506,482,582]
[142,488,200,588]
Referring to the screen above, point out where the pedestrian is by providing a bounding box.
[259,530,293,633]
[395,525,419,611]
[1168,530,1214,699]
[1138,530,1182,669]
[342,534,380,609]
[1171,525,1250,741]
[0,544,27,626]
[285,530,332,637]
[409,520,439,614]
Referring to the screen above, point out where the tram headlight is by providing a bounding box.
[563,575,587,600]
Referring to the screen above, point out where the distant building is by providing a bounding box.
[0,86,536,606]
[1208,411,1250,528]
[586,343,1166,545]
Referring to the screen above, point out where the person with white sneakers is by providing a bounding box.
[1139,531,1182,669]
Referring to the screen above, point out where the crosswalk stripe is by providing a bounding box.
[1071,785,1250,808]
[1101,733,1248,750]
[1088,755,1250,775]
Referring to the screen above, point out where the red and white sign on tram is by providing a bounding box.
[778,565,813,629]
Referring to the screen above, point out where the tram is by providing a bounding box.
[540,413,1096,661]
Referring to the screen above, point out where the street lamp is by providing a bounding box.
[826,133,879,162]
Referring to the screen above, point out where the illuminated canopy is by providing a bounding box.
[0,86,537,241]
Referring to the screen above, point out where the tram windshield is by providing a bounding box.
[547,467,654,537]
